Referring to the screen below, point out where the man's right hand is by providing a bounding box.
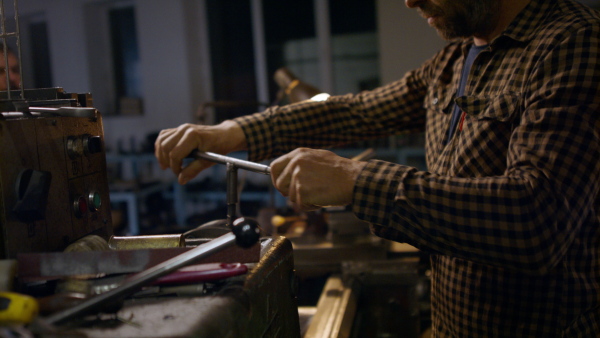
[154,120,247,185]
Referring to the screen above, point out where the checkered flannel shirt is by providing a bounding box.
[234,0,600,335]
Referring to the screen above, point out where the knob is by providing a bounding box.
[88,191,102,212]
[66,136,84,159]
[13,169,51,222]
[83,135,102,155]
[73,195,88,218]
[231,217,261,248]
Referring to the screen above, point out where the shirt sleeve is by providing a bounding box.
[233,60,434,163]
[353,25,600,275]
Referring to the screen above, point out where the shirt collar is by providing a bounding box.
[501,0,554,43]
[459,0,555,51]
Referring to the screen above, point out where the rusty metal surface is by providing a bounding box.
[241,236,300,337]
[54,236,300,337]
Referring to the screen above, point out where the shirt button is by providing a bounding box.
[433,97,439,105]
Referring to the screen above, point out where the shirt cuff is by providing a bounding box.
[351,159,411,227]
[233,111,273,162]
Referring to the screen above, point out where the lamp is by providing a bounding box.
[273,67,330,104]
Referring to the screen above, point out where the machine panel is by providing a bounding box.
[0,88,113,258]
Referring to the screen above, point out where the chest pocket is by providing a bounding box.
[455,92,521,122]
[424,85,455,114]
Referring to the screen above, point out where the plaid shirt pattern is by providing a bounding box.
[235,0,600,336]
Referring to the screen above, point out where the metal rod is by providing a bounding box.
[226,163,238,226]
[14,0,23,98]
[0,0,10,99]
[44,232,237,325]
[193,150,270,226]
[251,0,269,106]
[193,151,271,175]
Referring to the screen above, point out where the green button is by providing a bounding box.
[89,191,102,211]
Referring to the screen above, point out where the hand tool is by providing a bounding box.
[192,151,271,226]
[0,292,39,325]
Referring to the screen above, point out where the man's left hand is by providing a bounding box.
[270,148,367,211]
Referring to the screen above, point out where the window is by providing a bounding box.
[84,1,141,116]
[262,0,316,99]
[206,0,259,122]
[328,0,379,93]
[109,6,141,100]
[109,5,142,115]
[206,0,379,121]
[261,0,378,99]
[28,19,53,88]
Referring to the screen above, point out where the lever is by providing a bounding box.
[192,151,271,175]
[192,151,271,226]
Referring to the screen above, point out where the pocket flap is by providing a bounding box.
[424,86,455,113]
[455,92,521,122]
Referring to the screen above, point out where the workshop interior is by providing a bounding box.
[5,0,599,336]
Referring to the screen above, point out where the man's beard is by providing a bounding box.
[418,0,500,40]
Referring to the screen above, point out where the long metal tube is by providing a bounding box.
[193,151,271,175]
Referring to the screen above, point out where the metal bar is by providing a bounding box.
[226,162,238,226]
[251,0,269,106]
[0,0,10,99]
[304,276,359,338]
[315,0,334,94]
[14,0,23,98]
[44,232,237,325]
[28,106,97,118]
[193,151,271,175]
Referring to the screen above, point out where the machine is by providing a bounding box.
[0,88,113,259]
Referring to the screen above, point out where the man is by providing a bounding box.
[155,0,600,335]
[0,47,20,91]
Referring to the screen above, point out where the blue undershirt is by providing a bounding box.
[445,44,488,144]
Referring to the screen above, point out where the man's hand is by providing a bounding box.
[154,121,246,184]
[270,148,367,211]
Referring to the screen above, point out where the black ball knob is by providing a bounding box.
[232,217,261,248]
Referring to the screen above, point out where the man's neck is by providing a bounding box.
[473,0,532,46]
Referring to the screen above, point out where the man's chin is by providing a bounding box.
[432,25,469,41]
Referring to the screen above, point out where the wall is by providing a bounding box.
[102,0,200,153]
[10,0,210,153]
[377,0,446,85]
